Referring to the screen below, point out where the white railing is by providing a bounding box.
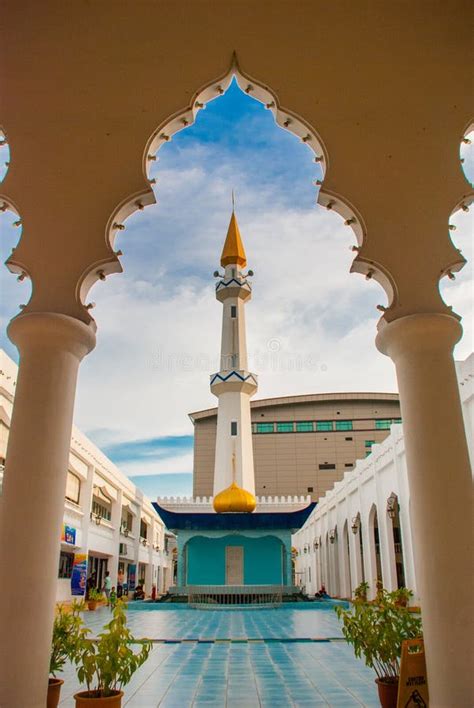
[187,584,285,608]
[157,494,310,506]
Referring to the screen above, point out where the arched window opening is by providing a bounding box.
[342,520,352,598]
[387,493,406,589]
[359,521,366,584]
[64,76,400,501]
[373,508,383,584]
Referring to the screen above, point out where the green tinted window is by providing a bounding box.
[316,421,333,431]
[365,440,376,448]
[393,418,402,424]
[296,421,313,432]
[256,423,274,433]
[277,422,294,433]
[335,420,353,431]
[375,419,392,429]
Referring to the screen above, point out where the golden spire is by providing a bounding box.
[220,201,247,268]
[213,451,256,513]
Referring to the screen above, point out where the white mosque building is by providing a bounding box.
[294,352,473,603]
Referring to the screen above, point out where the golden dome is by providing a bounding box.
[213,481,256,513]
[220,211,247,268]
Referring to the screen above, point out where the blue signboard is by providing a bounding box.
[63,524,76,545]
[71,553,88,596]
[128,563,137,591]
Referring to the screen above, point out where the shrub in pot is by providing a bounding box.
[48,602,87,708]
[87,588,104,611]
[335,587,422,708]
[394,587,412,608]
[353,581,370,602]
[74,600,152,706]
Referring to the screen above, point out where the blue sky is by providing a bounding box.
[0,81,472,498]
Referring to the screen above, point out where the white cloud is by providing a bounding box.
[119,453,194,478]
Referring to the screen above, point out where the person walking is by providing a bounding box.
[103,571,112,606]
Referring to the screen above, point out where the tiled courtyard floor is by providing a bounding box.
[58,604,379,707]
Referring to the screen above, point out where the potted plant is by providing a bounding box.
[73,600,152,706]
[48,602,87,708]
[335,587,422,708]
[394,587,412,608]
[353,581,370,602]
[87,588,104,611]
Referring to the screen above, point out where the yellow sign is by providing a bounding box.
[397,638,429,707]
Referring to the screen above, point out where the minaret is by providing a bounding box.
[211,208,257,512]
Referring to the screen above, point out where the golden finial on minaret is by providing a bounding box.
[220,193,247,268]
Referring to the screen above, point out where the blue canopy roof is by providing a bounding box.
[152,502,316,533]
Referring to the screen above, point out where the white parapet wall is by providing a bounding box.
[157,494,311,513]
[293,352,473,603]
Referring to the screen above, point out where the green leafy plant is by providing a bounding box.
[88,588,104,602]
[75,600,152,697]
[394,587,412,606]
[335,587,422,682]
[50,602,88,676]
[353,581,370,602]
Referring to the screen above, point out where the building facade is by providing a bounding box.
[0,349,173,602]
[191,393,401,500]
[293,353,474,604]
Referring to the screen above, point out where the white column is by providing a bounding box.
[0,312,95,708]
[377,313,472,707]
[109,489,122,587]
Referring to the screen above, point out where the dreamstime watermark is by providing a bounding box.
[150,338,328,374]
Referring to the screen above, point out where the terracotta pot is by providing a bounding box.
[47,678,64,708]
[87,600,98,611]
[74,689,124,707]
[375,677,399,708]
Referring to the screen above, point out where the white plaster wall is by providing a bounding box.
[294,354,473,603]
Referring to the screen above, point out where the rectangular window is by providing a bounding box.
[344,463,353,468]
[92,499,111,521]
[319,463,336,470]
[65,471,81,505]
[375,419,392,429]
[256,423,274,433]
[58,551,74,579]
[140,519,148,539]
[231,421,238,436]
[393,418,402,424]
[230,305,237,318]
[316,421,333,431]
[307,486,314,493]
[345,436,353,441]
[365,440,376,448]
[121,511,133,532]
[277,422,294,433]
[335,420,353,431]
[296,421,313,432]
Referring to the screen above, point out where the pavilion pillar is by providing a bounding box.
[0,312,95,708]
[376,312,472,707]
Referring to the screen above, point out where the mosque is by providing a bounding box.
[153,210,315,597]
[1,6,471,704]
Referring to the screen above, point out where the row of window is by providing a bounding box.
[65,473,155,537]
[253,418,401,434]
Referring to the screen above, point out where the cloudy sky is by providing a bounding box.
[0,81,472,498]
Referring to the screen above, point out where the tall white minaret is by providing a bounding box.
[211,208,258,511]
